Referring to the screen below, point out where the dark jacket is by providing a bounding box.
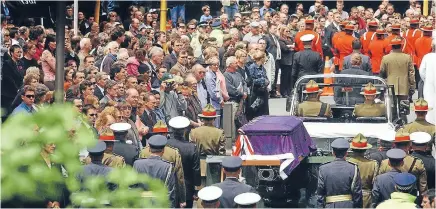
[324,23,340,48]
[412,151,435,189]
[213,178,256,208]
[334,66,370,106]
[113,141,138,166]
[94,85,105,101]
[278,38,294,66]
[1,59,24,114]
[291,48,324,79]
[167,134,201,201]
[163,53,177,70]
[264,33,280,60]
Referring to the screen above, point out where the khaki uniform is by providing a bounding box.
[378,154,427,193]
[380,52,416,96]
[353,103,386,117]
[140,145,186,203]
[402,118,435,136]
[82,152,126,168]
[190,126,226,156]
[297,101,332,117]
[348,154,379,208]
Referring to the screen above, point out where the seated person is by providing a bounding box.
[298,80,332,117]
[334,53,370,106]
[353,82,386,117]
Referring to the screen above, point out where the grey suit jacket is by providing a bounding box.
[213,178,256,208]
[342,53,372,73]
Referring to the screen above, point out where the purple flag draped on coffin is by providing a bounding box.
[236,116,315,179]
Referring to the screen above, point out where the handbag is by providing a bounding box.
[235,99,248,128]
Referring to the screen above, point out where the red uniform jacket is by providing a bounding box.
[295,30,324,58]
[335,34,355,70]
[360,31,376,56]
[368,38,389,74]
[415,36,432,69]
[403,29,423,65]
[332,31,346,66]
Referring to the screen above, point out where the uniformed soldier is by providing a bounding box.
[368,28,389,75]
[368,130,394,165]
[335,24,356,71]
[140,121,186,208]
[353,82,386,117]
[297,80,332,117]
[234,192,261,208]
[213,156,257,208]
[378,129,427,194]
[291,34,324,83]
[414,24,433,69]
[411,132,435,189]
[383,24,402,53]
[376,173,419,209]
[317,138,363,208]
[380,37,416,101]
[348,133,379,208]
[83,128,126,168]
[167,116,201,208]
[360,20,378,56]
[294,17,323,57]
[371,148,406,207]
[133,135,176,208]
[76,141,114,190]
[190,104,226,186]
[198,186,222,209]
[111,123,139,166]
[403,98,435,136]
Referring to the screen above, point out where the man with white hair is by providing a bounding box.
[100,41,119,74]
[243,22,262,43]
[420,39,436,124]
[145,47,164,78]
[78,38,92,71]
[224,56,248,123]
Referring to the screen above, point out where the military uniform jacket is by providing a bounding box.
[298,101,332,117]
[189,126,226,156]
[316,158,363,208]
[412,151,435,189]
[133,156,176,208]
[348,155,378,208]
[379,154,427,193]
[140,145,186,203]
[113,141,139,166]
[167,137,201,201]
[353,102,386,117]
[76,161,114,190]
[83,152,126,168]
[403,118,436,136]
[213,178,256,208]
[371,168,401,207]
[380,52,416,96]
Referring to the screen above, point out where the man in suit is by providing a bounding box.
[213,156,257,208]
[263,23,281,97]
[111,123,139,166]
[140,93,158,137]
[342,40,372,73]
[335,53,370,106]
[167,116,201,208]
[317,138,363,208]
[163,38,183,70]
[133,135,176,208]
[380,37,415,101]
[324,12,341,50]
[94,72,107,101]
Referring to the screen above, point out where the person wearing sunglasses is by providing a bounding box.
[11,85,36,116]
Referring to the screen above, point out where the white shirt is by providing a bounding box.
[420,52,436,124]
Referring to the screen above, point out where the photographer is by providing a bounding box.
[159,73,187,123]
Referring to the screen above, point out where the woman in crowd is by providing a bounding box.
[84,95,100,110]
[40,34,56,90]
[278,25,294,97]
[117,102,142,149]
[63,67,74,92]
[34,83,50,110]
[95,106,118,133]
[246,50,269,120]
[20,42,39,71]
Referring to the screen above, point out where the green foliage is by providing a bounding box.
[1,104,168,207]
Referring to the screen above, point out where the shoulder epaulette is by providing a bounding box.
[166,145,180,152]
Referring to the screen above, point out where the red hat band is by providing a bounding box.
[153,127,169,133]
[395,136,410,142]
[415,105,429,111]
[364,89,377,94]
[306,86,320,93]
[99,135,115,141]
[352,141,368,148]
[202,110,217,117]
